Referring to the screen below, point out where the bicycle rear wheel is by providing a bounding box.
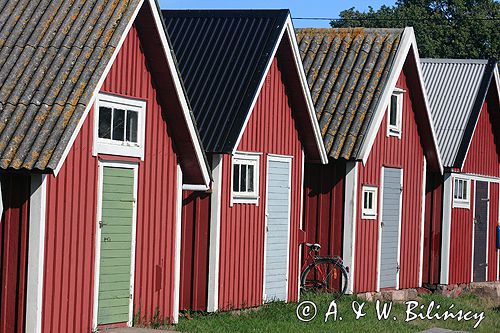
[300,258,348,299]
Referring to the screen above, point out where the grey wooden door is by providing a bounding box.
[380,168,402,289]
[473,181,488,282]
[264,158,291,302]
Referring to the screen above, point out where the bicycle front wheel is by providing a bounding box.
[300,258,348,298]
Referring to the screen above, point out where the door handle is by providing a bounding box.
[99,221,107,229]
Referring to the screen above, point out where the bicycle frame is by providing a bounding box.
[301,247,345,285]
[301,247,328,283]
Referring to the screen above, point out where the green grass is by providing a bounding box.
[167,292,500,333]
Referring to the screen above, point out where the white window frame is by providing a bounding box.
[387,88,404,138]
[93,93,146,159]
[362,185,378,220]
[231,153,260,205]
[453,177,470,209]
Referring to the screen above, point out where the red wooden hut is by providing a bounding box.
[421,59,500,286]
[297,28,443,293]
[163,10,328,312]
[0,1,210,332]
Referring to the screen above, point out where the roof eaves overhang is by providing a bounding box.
[283,16,328,164]
[149,0,211,187]
[357,27,444,174]
[231,13,328,164]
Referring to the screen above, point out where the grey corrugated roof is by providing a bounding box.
[163,10,289,153]
[421,58,491,167]
[296,28,404,159]
[0,0,141,171]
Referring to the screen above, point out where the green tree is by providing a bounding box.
[331,0,499,59]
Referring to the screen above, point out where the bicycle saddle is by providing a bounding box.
[305,243,321,251]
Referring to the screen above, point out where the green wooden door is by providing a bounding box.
[98,166,135,325]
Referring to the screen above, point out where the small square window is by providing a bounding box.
[232,154,259,204]
[453,177,470,209]
[94,93,146,159]
[387,90,403,137]
[362,186,378,219]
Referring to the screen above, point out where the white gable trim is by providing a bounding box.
[54,0,210,187]
[231,15,328,164]
[358,27,443,174]
[494,65,500,104]
[25,174,47,333]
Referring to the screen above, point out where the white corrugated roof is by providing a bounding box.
[421,59,488,167]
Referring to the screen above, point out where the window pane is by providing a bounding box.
[462,181,467,199]
[363,192,368,209]
[126,111,138,143]
[98,107,112,139]
[112,109,125,141]
[454,180,458,199]
[240,165,247,192]
[233,164,240,192]
[390,95,398,126]
[368,192,373,209]
[248,165,254,192]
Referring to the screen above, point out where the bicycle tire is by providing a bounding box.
[300,258,348,298]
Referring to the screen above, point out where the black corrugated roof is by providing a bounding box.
[296,28,403,159]
[0,0,141,171]
[163,10,289,153]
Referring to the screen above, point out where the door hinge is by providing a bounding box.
[130,293,133,299]
[396,264,400,272]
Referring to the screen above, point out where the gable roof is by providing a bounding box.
[421,58,498,168]
[0,0,210,186]
[163,10,327,163]
[297,28,403,160]
[297,27,443,172]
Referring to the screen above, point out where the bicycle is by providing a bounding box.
[300,243,349,299]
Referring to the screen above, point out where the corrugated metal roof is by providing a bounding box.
[296,28,404,159]
[0,0,141,171]
[421,59,490,167]
[162,10,289,153]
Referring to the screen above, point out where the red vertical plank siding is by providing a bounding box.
[462,99,499,178]
[180,190,210,311]
[422,172,443,285]
[0,174,30,333]
[42,25,180,332]
[448,181,475,285]
[354,66,425,292]
[302,161,345,258]
[217,56,304,309]
[447,89,500,284]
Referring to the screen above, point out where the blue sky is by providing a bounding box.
[159,1,395,27]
